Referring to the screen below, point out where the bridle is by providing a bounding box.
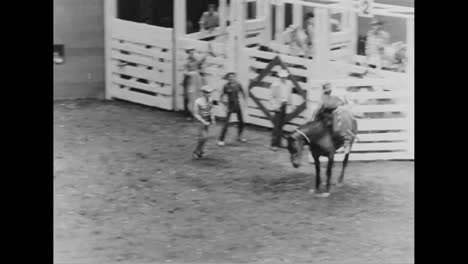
[295,129,311,144]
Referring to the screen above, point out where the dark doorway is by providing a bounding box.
[117,0,174,28]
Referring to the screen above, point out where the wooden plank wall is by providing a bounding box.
[107,19,173,110]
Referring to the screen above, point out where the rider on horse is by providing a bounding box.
[314,82,345,125]
[313,83,356,154]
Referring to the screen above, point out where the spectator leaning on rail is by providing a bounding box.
[270,69,293,151]
[218,72,247,146]
[192,85,217,160]
[365,18,390,70]
[199,4,220,32]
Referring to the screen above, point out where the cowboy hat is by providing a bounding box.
[185,48,195,54]
[278,69,289,78]
[322,82,332,91]
[370,18,384,26]
[201,85,214,93]
[223,72,236,80]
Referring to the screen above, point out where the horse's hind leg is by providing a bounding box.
[338,153,349,187]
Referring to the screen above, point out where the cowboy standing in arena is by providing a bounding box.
[192,85,216,160]
[270,69,293,151]
[217,72,247,146]
[365,18,390,69]
[183,46,212,120]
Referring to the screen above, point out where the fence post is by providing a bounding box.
[406,17,414,159]
[173,0,187,111]
[104,0,117,100]
[313,7,331,78]
[274,0,285,40]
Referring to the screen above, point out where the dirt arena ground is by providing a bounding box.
[54,99,414,264]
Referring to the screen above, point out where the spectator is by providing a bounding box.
[270,70,293,151]
[199,4,220,32]
[218,72,247,146]
[365,18,390,69]
[304,13,315,51]
[183,47,210,120]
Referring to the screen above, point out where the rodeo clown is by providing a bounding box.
[192,85,217,160]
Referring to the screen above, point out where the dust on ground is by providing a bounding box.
[54,99,414,264]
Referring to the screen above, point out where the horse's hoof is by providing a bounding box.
[315,192,330,198]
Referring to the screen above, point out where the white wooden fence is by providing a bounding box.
[107,19,173,110]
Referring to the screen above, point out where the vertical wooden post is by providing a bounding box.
[275,0,285,40]
[406,17,414,159]
[348,11,358,63]
[313,8,331,78]
[263,0,272,42]
[173,0,186,111]
[219,0,227,32]
[104,0,116,100]
[293,3,302,26]
[236,0,246,74]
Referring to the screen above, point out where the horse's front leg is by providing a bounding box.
[311,153,321,194]
[324,154,335,196]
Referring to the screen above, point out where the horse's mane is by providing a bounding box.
[294,120,329,142]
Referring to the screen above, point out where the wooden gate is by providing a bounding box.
[106,19,174,110]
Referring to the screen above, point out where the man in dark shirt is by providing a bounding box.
[217,72,247,146]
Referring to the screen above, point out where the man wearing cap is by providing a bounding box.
[270,69,293,151]
[183,47,211,120]
[365,18,390,69]
[199,4,220,32]
[218,72,247,146]
[192,85,216,159]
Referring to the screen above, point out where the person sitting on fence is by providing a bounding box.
[218,72,247,146]
[192,85,216,160]
[286,24,309,57]
[365,18,390,69]
[183,46,212,120]
[199,4,220,33]
[304,12,315,50]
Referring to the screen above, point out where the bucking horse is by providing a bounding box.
[285,106,358,197]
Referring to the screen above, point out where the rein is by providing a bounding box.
[295,129,311,144]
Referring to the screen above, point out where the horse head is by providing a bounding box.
[283,130,307,168]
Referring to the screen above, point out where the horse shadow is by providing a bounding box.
[250,172,311,195]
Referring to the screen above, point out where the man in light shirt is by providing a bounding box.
[270,70,293,151]
[199,4,220,32]
[365,18,390,69]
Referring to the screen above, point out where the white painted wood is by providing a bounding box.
[104,0,116,99]
[111,50,154,67]
[274,1,285,39]
[111,64,172,85]
[112,88,173,110]
[293,3,302,26]
[111,76,172,96]
[111,41,172,60]
[112,19,173,45]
